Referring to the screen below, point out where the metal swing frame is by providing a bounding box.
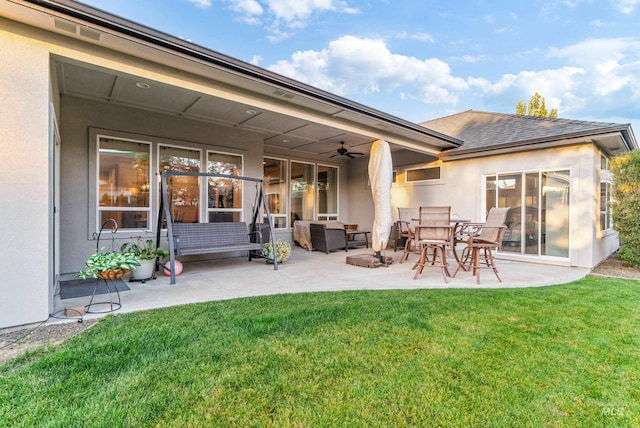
[156,171,279,284]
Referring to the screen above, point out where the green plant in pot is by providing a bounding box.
[78,249,140,280]
[261,240,291,263]
[120,239,169,280]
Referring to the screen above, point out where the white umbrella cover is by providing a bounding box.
[368,139,393,253]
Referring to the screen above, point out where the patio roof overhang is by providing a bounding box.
[2,0,462,158]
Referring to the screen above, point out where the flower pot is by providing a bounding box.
[98,268,130,280]
[132,259,155,280]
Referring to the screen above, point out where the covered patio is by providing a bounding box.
[53,246,591,323]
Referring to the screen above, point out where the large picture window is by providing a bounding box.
[207,151,243,222]
[97,136,151,230]
[486,169,570,258]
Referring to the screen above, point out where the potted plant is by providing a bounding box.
[120,239,169,280]
[261,240,291,263]
[78,249,140,280]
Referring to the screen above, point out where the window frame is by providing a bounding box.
[483,167,571,259]
[599,154,614,234]
[94,134,153,234]
[403,164,444,185]
[157,143,203,225]
[90,128,249,237]
[263,156,289,228]
[206,149,244,223]
[316,163,339,221]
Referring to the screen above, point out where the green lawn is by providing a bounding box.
[1,276,639,427]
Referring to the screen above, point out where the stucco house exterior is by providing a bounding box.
[0,0,636,329]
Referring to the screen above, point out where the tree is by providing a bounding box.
[610,151,640,267]
[516,92,558,118]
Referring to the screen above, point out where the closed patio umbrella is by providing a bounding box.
[368,139,393,262]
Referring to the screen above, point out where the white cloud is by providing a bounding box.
[267,34,640,123]
[228,0,264,16]
[220,0,359,39]
[611,0,640,14]
[185,0,211,9]
[547,38,640,100]
[396,31,435,42]
[460,54,485,63]
[484,38,640,117]
[268,35,470,105]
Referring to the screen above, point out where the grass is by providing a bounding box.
[1,276,639,427]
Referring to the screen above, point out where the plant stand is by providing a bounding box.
[85,277,122,314]
[128,274,156,284]
[84,219,126,314]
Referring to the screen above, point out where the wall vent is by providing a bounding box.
[53,18,76,33]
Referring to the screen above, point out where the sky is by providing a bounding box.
[80,0,640,133]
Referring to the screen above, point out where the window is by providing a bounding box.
[600,154,613,232]
[290,161,315,224]
[317,164,338,221]
[97,136,151,230]
[486,169,570,258]
[263,157,288,228]
[405,165,441,183]
[159,145,201,224]
[207,151,243,222]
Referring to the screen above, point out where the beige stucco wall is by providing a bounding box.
[347,144,616,269]
[0,28,51,328]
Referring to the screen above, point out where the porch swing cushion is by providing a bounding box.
[172,222,263,256]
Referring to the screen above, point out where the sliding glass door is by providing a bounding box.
[486,170,569,258]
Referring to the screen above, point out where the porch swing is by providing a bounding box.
[156,171,278,284]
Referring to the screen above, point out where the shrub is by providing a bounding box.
[261,240,291,262]
[610,151,640,267]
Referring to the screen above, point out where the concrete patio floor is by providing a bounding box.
[52,246,591,324]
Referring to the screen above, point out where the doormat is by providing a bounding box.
[59,278,130,300]
[346,254,394,268]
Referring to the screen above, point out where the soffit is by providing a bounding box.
[2,0,461,159]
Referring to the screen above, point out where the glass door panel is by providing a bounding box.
[317,165,338,220]
[497,174,522,253]
[263,157,288,228]
[290,161,315,223]
[524,173,540,255]
[542,170,570,257]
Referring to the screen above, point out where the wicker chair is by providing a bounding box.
[309,223,348,254]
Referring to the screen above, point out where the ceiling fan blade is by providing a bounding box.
[329,153,339,158]
[346,153,355,159]
[349,151,364,156]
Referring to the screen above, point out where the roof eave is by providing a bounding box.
[18,0,461,150]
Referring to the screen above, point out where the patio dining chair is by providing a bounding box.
[397,207,419,262]
[453,207,510,284]
[412,206,454,282]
